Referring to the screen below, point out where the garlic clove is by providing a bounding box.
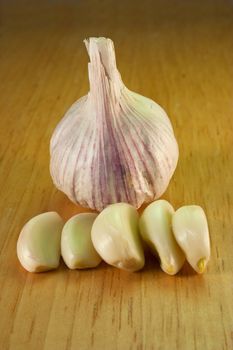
[91,203,145,272]
[139,200,185,275]
[17,212,64,273]
[50,37,179,212]
[61,213,102,269]
[172,205,210,273]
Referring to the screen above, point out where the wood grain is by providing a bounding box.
[0,0,233,349]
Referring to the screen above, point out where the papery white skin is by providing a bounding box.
[139,200,185,275]
[91,203,145,272]
[61,213,102,269]
[50,37,179,212]
[172,205,210,273]
[17,212,64,273]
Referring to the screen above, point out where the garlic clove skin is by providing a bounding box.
[172,205,210,273]
[139,200,185,275]
[17,212,64,273]
[50,37,179,212]
[61,213,102,269]
[91,203,145,272]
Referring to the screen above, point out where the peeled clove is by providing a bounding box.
[61,213,102,269]
[17,212,64,272]
[139,200,185,275]
[91,203,145,271]
[172,205,210,273]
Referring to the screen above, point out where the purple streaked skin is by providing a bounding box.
[50,37,179,211]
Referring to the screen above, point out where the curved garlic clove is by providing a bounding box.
[50,37,179,212]
[61,213,101,269]
[91,203,145,272]
[139,200,185,275]
[172,205,210,273]
[17,212,64,273]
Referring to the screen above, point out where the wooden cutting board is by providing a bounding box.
[0,1,232,349]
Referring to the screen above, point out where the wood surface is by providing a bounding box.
[0,0,233,349]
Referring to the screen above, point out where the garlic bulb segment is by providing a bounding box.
[17,212,64,273]
[172,205,210,273]
[91,203,145,272]
[139,200,185,275]
[50,37,179,212]
[61,213,102,269]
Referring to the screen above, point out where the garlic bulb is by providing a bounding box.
[50,37,179,211]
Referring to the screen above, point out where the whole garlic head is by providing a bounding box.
[50,37,179,211]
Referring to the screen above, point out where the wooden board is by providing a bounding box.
[0,0,233,349]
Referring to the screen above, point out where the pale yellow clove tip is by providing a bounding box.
[164,265,174,275]
[161,261,176,275]
[197,258,206,273]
